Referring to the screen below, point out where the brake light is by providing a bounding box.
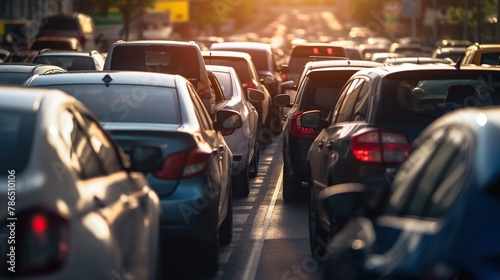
[244,80,257,90]
[350,130,411,163]
[0,209,69,276]
[290,112,317,138]
[77,35,86,46]
[221,129,235,136]
[154,147,211,179]
[281,73,287,81]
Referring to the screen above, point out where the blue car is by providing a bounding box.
[320,107,500,279]
[24,71,241,276]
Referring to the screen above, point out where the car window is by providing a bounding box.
[40,85,181,124]
[109,45,202,87]
[212,71,233,99]
[377,70,500,125]
[335,79,364,123]
[204,58,251,82]
[0,110,35,174]
[330,80,354,125]
[386,127,468,219]
[59,109,104,179]
[208,71,226,102]
[79,112,123,174]
[480,52,500,65]
[351,79,370,122]
[187,83,213,130]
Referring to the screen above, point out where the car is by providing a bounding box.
[30,36,84,51]
[206,64,264,197]
[0,87,161,279]
[461,43,500,66]
[0,63,66,85]
[24,71,240,276]
[36,13,98,51]
[320,106,500,279]
[203,50,275,142]
[32,49,106,71]
[302,64,500,257]
[0,49,10,61]
[210,42,284,132]
[280,43,348,89]
[369,52,404,63]
[104,40,216,115]
[273,60,383,202]
[431,46,467,62]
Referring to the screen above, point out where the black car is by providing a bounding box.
[303,64,500,255]
[274,60,383,201]
[321,107,500,279]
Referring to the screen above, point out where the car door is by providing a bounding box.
[59,107,151,276]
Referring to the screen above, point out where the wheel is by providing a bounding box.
[219,188,233,245]
[232,164,250,198]
[191,232,219,277]
[248,146,259,178]
[309,187,329,258]
[282,165,305,202]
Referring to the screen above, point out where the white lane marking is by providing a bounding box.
[241,167,283,280]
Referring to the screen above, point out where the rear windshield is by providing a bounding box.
[378,70,500,124]
[33,56,95,70]
[41,17,79,31]
[40,85,181,124]
[31,40,75,51]
[212,48,269,72]
[292,46,346,58]
[480,53,500,65]
[204,58,251,82]
[0,110,35,175]
[299,70,358,117]
[0,73,31,85]
[109,45,201,87]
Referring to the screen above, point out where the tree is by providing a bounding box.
[75,0,156,40]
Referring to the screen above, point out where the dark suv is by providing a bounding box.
[304,64,500,255]
[274,60,383,201]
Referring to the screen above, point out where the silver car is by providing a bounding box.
[0,87,161,279]
[207,64,265,198]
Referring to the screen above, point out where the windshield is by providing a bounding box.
[39,84,182,124]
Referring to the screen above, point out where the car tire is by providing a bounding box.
[191,232,219,277]
[309,187,329,258]
[248,146,259,178]
[219,188,233,245]
[282,170,303,202]
[232,164,250,198]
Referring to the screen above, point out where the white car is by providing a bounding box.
[207,64,264,198]
[0,87,161,279]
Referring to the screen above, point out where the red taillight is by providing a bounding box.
[221,129,235,136]
[290,112,317,138]
[244,81,257,90]
[77,35,86,46]
[0,209,69,276]
[350,130,411,163]
[154,147,211,179]
[281,73,287,81]
[32,215,48,233]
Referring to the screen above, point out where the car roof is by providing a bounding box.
[211,42,272,51]
[205,64,233,72]
[384,57,453,65]
[202,50,253,60]
[351,64,500,78]
[0,86,65,113]
[111,40,200,48]
[305,59,384,70]
[0,63,62,73]
[35,50,98,56]
[25,71,178,87]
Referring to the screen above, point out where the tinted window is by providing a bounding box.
[387,127,468,219]
[0,73,31,85]
[41,85,181,124]
[299,70,357,118]
[110,45,201,87]
[480,53,500,65]
[41,17,79,31]
[378,70,500,125]
[336,79,364,123]
[33,56,96,70]
[0,111,35,174]
[31,40,76,51]
[204,58,251,82]
[216,48,269,72]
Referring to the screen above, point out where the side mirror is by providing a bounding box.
[129,144,164,173]
[262,76,274,85]
[247,88,265,102]
[214,109,242,131]
[281,80,295,90]
[300,110,328,129]
[273,94,291,107]
[319,183,366,233]
[280,64,289,74]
